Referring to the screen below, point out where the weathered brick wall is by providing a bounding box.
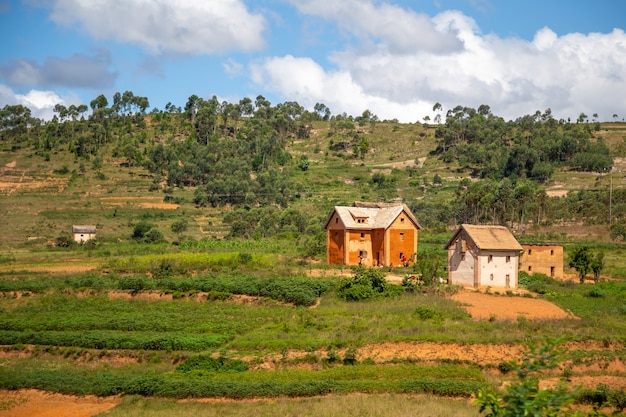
[520,244,563,279]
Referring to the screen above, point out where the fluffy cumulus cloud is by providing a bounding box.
[49,0,266,55]
[0,84,74,120]
[250,55,431,122]
[0,50,117,88]
[287,0,463,54]
[254,3,626,122]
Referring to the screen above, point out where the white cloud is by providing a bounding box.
[49,0,266,55]
[253,5,626,122]
[287,0,462,54]
[0,84,77,120]
[250,55,431,122]
[223,58,244,76]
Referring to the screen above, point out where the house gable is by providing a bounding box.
[325,202,420,266]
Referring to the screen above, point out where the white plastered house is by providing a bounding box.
[445,224,523,288]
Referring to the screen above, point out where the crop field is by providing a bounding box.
[1,118,626,416]
[1,240,626,416]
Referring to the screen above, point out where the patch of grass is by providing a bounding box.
[103,393,482,417]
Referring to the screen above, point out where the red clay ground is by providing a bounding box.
[450,290,575,321]
[0,389,120,417]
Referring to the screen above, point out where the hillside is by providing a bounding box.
[2,102,626,415]
[1,103,625,250]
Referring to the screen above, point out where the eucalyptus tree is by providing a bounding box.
[0,104,33,141]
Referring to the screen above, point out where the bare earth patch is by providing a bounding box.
[0,264,97,273]
[100,196,179,209]
[0,389,120,417]
[451,290,575,321]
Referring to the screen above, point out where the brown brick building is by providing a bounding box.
[519,244,563,279]
[324,202,421,267]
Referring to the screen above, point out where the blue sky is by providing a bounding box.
[1,0,625,122]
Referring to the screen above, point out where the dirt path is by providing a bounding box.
[451,291,575,321]
[0,390,119,417]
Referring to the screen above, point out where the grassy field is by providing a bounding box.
[1,120,626,415]
[97,394,480,417]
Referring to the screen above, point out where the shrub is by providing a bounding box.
[117,276,150,294]
[342,347,359,366]
[497,361,516,375]
[474,339,577,416]
[414,306,443,322]
[587,287,605,298]
[55,235,74,248]
[176,355,248,374]
[338,266,402,301]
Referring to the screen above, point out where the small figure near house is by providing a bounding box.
[389,263,393,273]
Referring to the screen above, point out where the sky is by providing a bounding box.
[1,0,625,123]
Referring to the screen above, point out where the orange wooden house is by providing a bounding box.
[324,202,421,267]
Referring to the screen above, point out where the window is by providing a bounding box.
[360,232,365,239]
[550,249,554,256]
[400,217,405,223]
[528,266,532,272]
[335,218,338,223]
[460,253,465,261]
[490,274,494,281]
[399,232,404,241]
[550,266,555,277]
[506,255,511,263]
[528,249,532,255]
[334,232,338,238]
[399,252,404,260]
[488,255,493,263]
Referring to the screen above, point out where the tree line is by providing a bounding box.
[1,94,624,240]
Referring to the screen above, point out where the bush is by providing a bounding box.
[587,287,605,298]
[117,276,151,294]
[176,355,248,374]
[338,266,402,301]
[132,221,164,243]
[518,271,553,294]
[474,340,578,416]
[414,306,443,322]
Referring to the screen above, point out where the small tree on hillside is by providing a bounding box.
[568,246,593,284]
[590,252,605,284]
[171,218,189,237]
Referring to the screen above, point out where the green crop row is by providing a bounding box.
[0,330,227,351]
[0,272,336,306]
[180,238,286,253]
[0,365,486,399]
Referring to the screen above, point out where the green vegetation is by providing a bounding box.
[100,394,481,417]
[1,97,626,415]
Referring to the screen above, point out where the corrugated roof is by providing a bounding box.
[446,224,522,251]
